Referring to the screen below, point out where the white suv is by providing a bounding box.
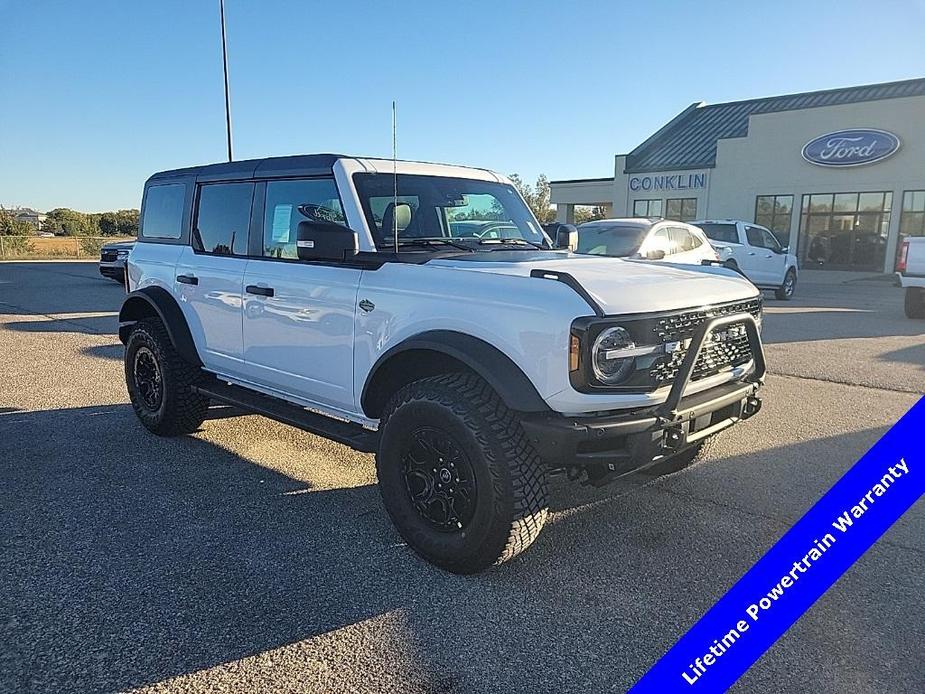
[119,154,766,573]
[695,220,799,300]
[576,218,719,266]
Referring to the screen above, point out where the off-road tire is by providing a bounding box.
[124,318,209,436]
[904,287,925,319]
[376,373,548,574]
[775,268,797,301]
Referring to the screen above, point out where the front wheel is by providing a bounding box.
[775,268,797,300]
[905,287,925,319]
[376,373,548,574]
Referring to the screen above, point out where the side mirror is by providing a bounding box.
[553,223,578,251]
[645,249,666,260]
[779,246,789,254]
[296,221,358,261]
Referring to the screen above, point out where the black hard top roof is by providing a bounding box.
[147,153,345,183]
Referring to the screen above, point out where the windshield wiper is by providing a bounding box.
[478,237,549,250]
[397,238,474,252]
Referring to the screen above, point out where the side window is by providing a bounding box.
[669,226,698,252]
[193,183,254,256]
[761,228,782,251]
[141,183,185,239]
[745,225,766,248]
[650,227,673,254]
[262,178,344,259]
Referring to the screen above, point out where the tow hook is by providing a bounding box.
[662,426,685,451]
[742,395,762,419]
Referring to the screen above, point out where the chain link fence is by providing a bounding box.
[0,236,134,259]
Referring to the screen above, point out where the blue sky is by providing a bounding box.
[1,0,923,212]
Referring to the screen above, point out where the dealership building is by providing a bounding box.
[550,77,925,272]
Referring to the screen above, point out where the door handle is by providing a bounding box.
[246,285,274,297]
[747,252,756,256]
[177,274,198,285]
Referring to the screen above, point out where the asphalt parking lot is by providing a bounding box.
[1,261,922,693]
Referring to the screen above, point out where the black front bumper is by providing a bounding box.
[521,312,766,478]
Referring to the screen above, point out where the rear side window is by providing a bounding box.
[669,226,701,252]
[262,178,344,259]
[141,183,185,239]
[698,223,739,244]
[193,182,254,256]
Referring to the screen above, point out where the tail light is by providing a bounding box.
[897,240,909,273]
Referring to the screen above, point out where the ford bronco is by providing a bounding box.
[120,154,765,574]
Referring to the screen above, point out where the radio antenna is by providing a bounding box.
[392,100,399,254]
[219,0,234,162]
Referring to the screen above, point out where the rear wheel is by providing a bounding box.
[124,318,209,436]
[905,287,925,319]
[376,373,548,574]
[775,268,797,300]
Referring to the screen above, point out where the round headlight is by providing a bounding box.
[591,326,636,385]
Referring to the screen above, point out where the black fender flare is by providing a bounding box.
[118,286,202,366]
[362,330,549,416]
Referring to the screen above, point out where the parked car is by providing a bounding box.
[120,154,765,574]
[694,220,798,300]
[896,237,925,318]
[99,240,135,283]
[575,218,719,266]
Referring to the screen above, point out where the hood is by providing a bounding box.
[102,240,136,250]
[426,251,759,314]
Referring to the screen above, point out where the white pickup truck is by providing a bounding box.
[897,237,925,319]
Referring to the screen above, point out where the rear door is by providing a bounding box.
[241,177,362,413]
[174,181,254,375]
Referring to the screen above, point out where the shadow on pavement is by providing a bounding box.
[80,343,125,360]
[2,404,920,693]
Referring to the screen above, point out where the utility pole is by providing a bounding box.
[220,0,234,162]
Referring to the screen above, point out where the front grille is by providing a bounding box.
[649,298,761,384]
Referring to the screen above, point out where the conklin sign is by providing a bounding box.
[802,128,901,167]
[629,172,706,192]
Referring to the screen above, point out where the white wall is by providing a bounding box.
[708,95,925,270]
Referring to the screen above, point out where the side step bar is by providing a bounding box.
[192,380,379,453]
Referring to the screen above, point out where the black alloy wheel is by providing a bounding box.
[133,346,163,410]
[401,426,477,532]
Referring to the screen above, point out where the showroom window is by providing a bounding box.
[799,191,892,270]
[665,197,697,222]
[900,191,925,237]
[633,199,663,217]
[754,194,793,247]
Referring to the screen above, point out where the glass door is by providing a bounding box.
[799,192,892,270]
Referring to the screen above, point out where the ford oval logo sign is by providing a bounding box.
[802,129,900,167]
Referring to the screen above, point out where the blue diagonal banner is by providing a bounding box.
[629,397,925,693]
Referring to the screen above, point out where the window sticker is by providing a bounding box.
[271,204,292,242]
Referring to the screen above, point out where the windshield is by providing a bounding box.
[353,173,549,250]
[576,223,650,257]
[697,222,738,244]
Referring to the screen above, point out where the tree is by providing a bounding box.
[0,208,34,236]
[573,205,609,224]
[508,173,556,223]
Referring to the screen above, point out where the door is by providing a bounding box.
[744,225,786,285]
[174,181,254,375]
[242,178,362,413]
